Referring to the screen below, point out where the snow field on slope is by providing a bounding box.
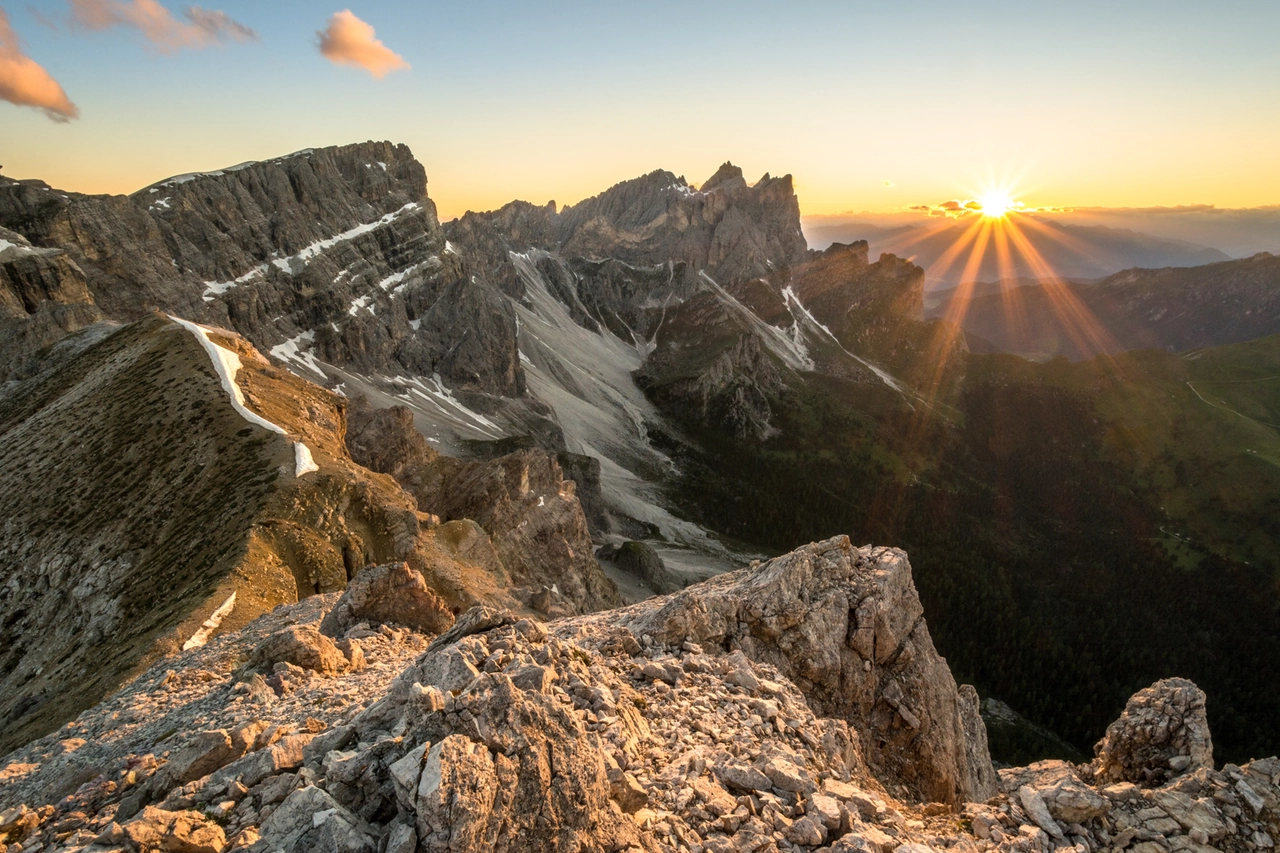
[171,316,318,477]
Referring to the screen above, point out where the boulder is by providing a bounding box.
[251,625,347,675]
[320,562,454,638]
[120,806,226,853]
[1092,678,1214,787]
[605,540,679,594]
[255,784,374,853]
[998,761,1109,823]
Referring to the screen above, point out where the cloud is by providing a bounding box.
[0,9,78,121]
[68,0,257,52]
[317,10,408,78]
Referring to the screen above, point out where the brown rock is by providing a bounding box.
[251,625,347,675]
[121,806,226,853]
[320,562,454,638]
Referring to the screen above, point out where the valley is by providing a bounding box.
[1,140,1279,853]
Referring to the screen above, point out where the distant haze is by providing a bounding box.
[803,207,1280,288]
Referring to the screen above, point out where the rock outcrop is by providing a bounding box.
[579,537,998,805]
[345,396,620,616]
[1091,678,1215,788]
[319,562,454,638]
[598,540,681,594]
[969,718,1279,853]
[2,535,1277,853]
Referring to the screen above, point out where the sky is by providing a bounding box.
[1,1,1279,222]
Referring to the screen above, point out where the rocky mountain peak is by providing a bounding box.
[702,161,747,192]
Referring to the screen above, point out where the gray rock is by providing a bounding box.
[999,761,1108,823]
[1093,678,1214,787]
[608,540,680,594]
[1018,785,1066,840]
[613,537,997,805]
[255,784,373,853]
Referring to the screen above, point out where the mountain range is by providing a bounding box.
[926,252,1280,360]
[805,216,1232,288]
[2,140,1279,788]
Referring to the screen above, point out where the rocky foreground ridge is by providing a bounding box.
[1,538,1275,853]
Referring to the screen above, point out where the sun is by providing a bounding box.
[978,191,1015,218]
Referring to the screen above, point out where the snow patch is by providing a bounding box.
[701,272,814,371]
[272,202,420,274]
[269,330,326,378]
[348,295,374,316]
[181,592,237,651]
[157,170,224,187]
[780,285,908,394]
[170,316,287,436]
[203,265,267,299]
[0,239,35,255]
[294,442,319,477]
[377,257,440,293]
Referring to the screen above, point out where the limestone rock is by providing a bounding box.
[1018,785,1065,840]
[255,784,373,853]
[251,625,348,675]
[999,761,1109,823]
[320,562,454,637]
[158,729,244,789]
[1092,678,1214,787]
[600,536,997,804]
[121,806,226,853]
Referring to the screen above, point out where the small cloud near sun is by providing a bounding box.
[882,180,895,187]
[0,9,78,121]
[318,10,409,79]
[911,195,1043,218]
[65,0,257,53]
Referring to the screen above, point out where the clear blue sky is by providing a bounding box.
[3,1,1278,218]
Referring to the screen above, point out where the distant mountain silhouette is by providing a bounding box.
[810,215,1230,288]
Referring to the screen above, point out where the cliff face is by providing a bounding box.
[0,144,532,395]
[0,225,103,379]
